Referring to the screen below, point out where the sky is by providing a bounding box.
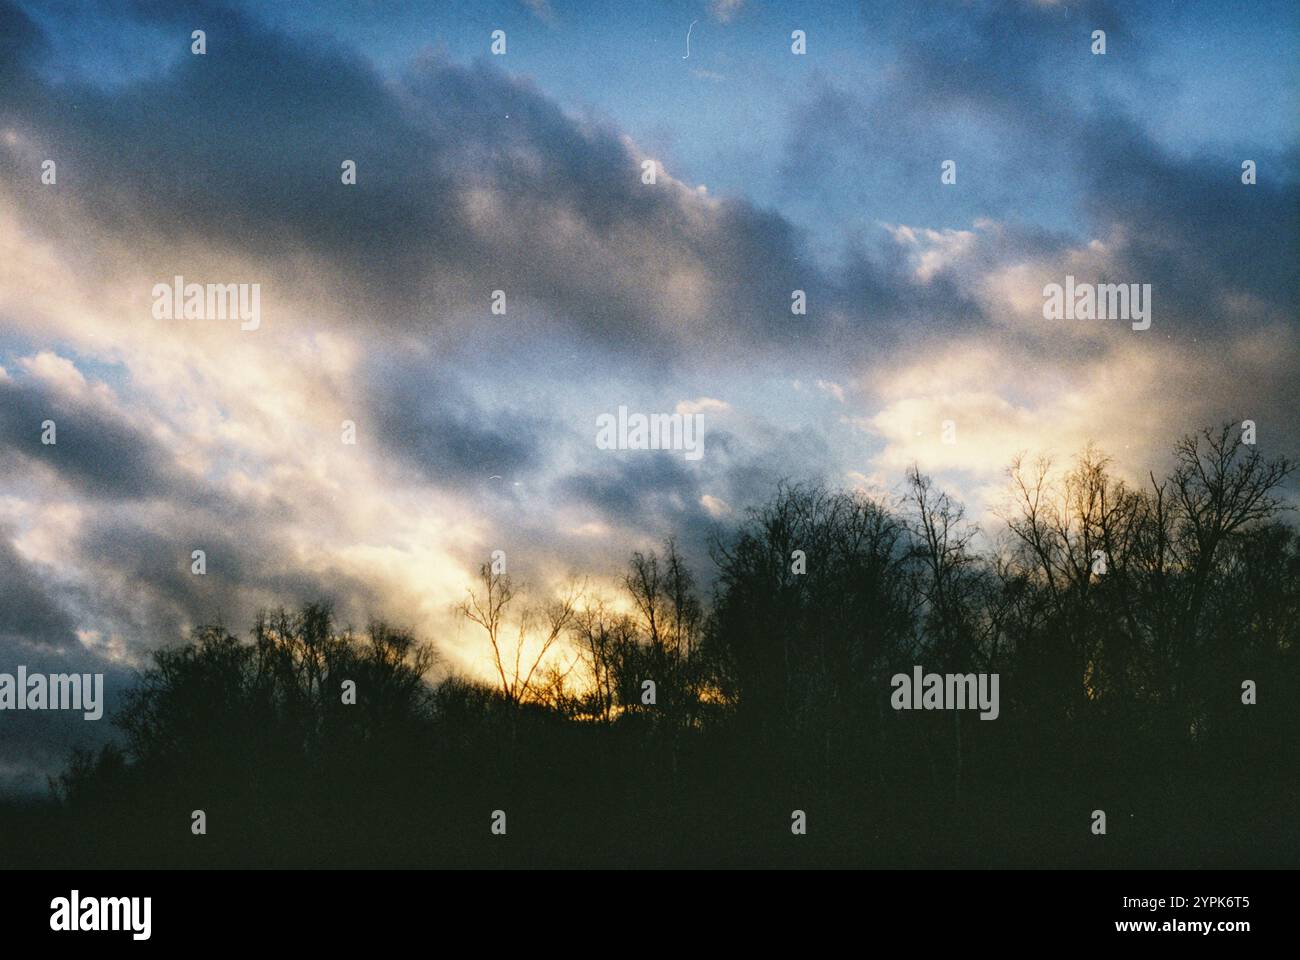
[0,0,1297,793]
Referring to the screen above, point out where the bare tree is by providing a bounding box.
[624,540,703,712]
[457,563,582,706]
[1173,424,1295,609]
[904,465,987,800]
[572,601,637,723]
[1166,424,1295,725]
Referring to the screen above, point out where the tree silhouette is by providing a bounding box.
[4,426,1295,868]
[456,564,581,707]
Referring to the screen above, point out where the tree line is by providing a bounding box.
[2,423,1295,867]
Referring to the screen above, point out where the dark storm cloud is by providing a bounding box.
[68,507,386,648]
[554,423,835,543]
[1075,113,1300,324]
[0,0,826,358]
[715,424,838,511]
[0,530,77,647]
[554,450,724,579]
[559,451,704,522]
[0,371,182,501]
[363,355,549,485]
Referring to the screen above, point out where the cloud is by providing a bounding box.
[363,353,552,488]
[853,324,1298,516]
[815,380,845,403]
[521,0,555,24]
[0,0,821,363]
[710,0,744,24]
[676,397,731,416]
[0,522,133,796]
[558,452,707,530]
[699,494,731,517]
[0,353,185,501]
[0,528,78,648]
